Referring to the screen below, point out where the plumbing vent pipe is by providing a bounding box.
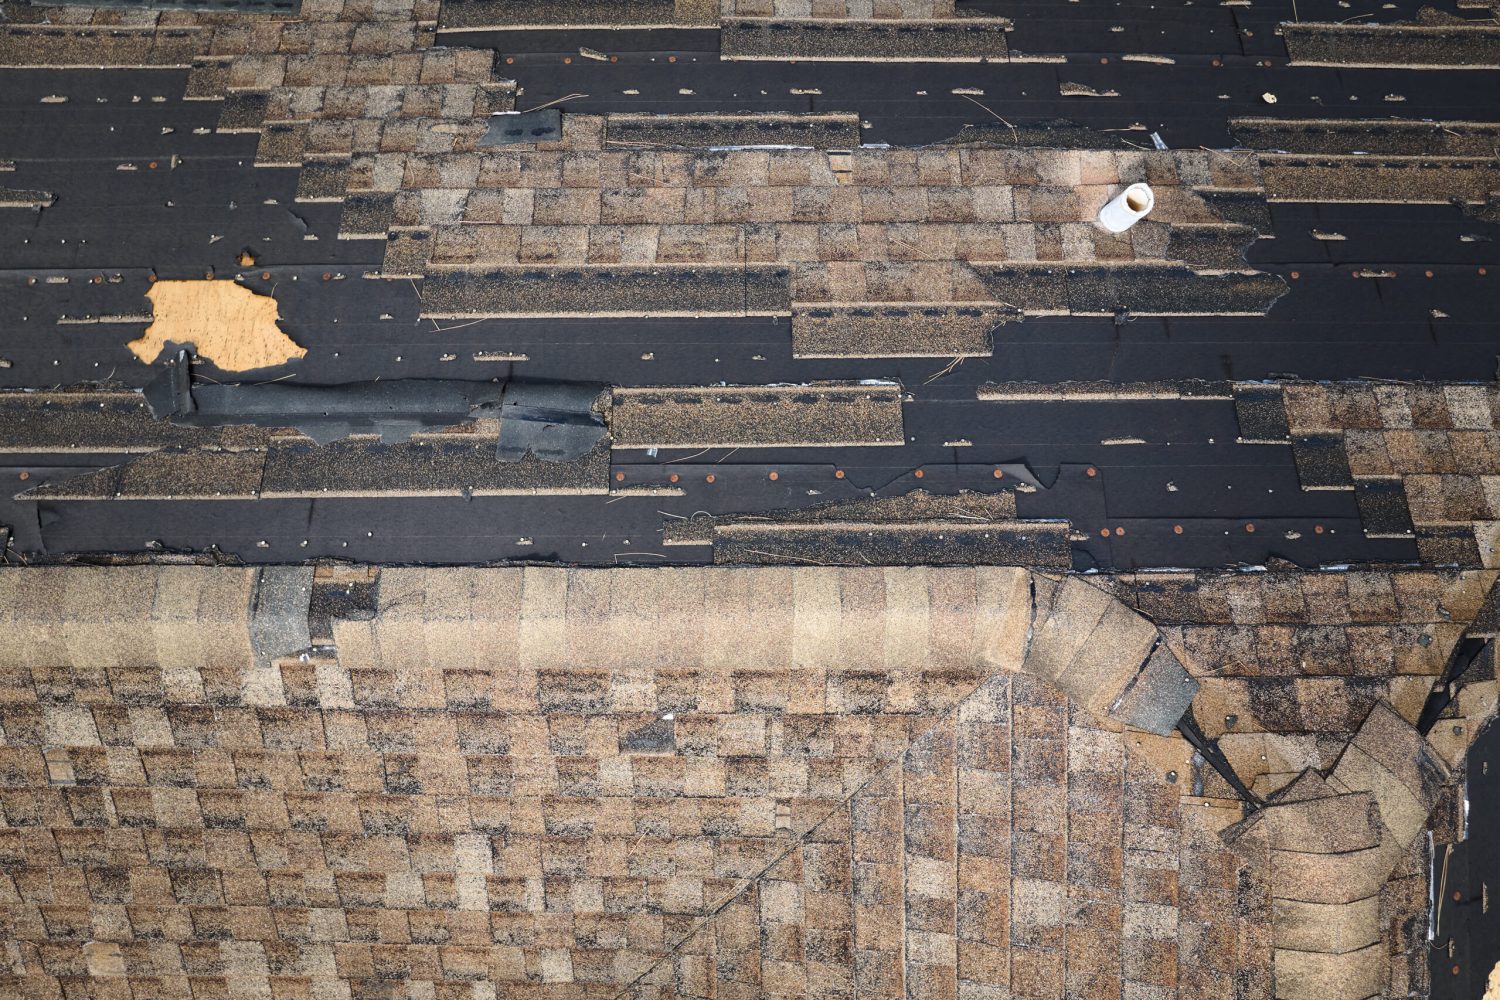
[1097,182,1154,233]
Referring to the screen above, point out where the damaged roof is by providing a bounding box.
[1,0,1499,997]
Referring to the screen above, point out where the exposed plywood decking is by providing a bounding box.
[131,280,306,373]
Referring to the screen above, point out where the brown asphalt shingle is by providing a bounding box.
[0,564,1492,999]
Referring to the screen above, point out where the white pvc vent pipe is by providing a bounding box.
[1097,182,1155,233]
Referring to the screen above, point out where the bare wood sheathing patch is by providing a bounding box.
[130,280,306,372]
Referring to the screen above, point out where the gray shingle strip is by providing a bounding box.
[721,16,1011,62]
[216,92,269,133]
[1292,434,1356,491]
[258,438,611,496]
[970,264,1287,317]
[0,25,205,67]
[791,303,1018,358]
[1415,525,1484,567]
[1060,264,1288,316]
[248,565,314,670]
[0,391,280,453]
[939,119,1138,150]
[712,519,1071,567]
[0,188,55,209]
[295,158,350,203]
[1262,155,1500,204]
[1283,21,1500,68]
[1110,641,1199,737]
[39,0,300,11]
[254,121,308,167]
[978,379,1232,400]
[419,265,793,317]
[1193,188,1274,233]
[1233,383,1292,444]
[1231,117,1500,157]
[438,0,682,29]
[339,192,398,238]
[663,488,1021,545]
[605,112,863,150]
[611,383,904,448]
[1163,225,1260,270]
[1353,478,1415,537]
[17,450,268,501]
